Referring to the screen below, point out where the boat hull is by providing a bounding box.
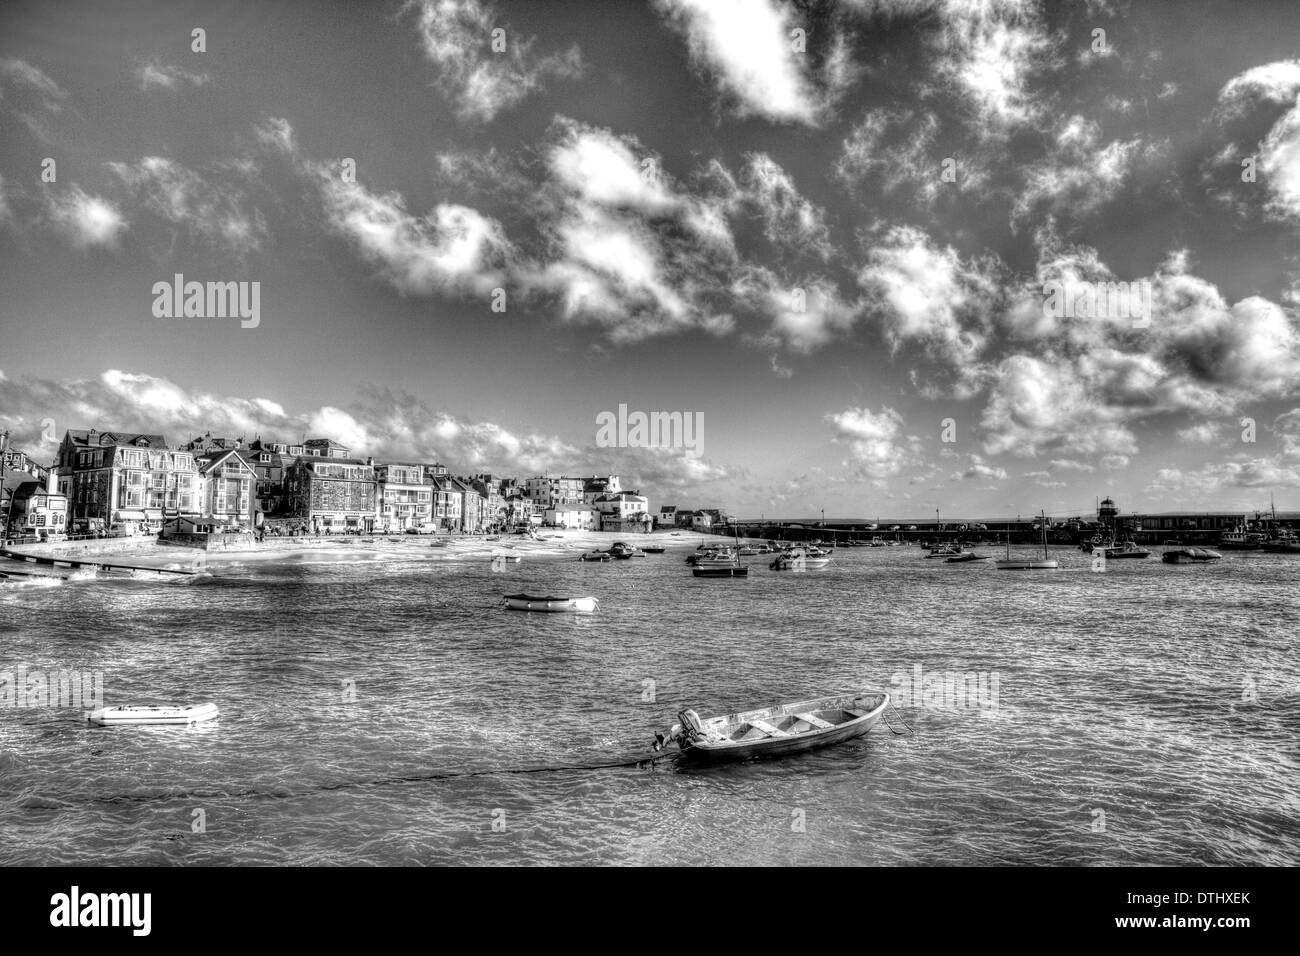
[692,566,748,577]
[995,560,1059,570]
[1161,549,1223,564]
[667,693,888,763]
[88,703,219,726]
[503,594,599,612]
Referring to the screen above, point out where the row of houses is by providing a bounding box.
[1,428,654,540]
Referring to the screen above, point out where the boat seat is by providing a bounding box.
[747,719,788,737]
[794,712,833,729]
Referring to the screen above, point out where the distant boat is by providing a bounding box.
[996,515,1059,570]
[692,566,749,578]
[1095,540,1151,560]
[690,548,739,568]
[653,692,889,763]
[770,547,832,570]
[88,703,219,726]
[503,594,599,612]
[946,552,991,563]
[579,551,611,562]
[1161,548,1223,564]
[607,541,644,559]
[925,544,964,558]
[1260,530,1300,553]
[1219,528,1264,550]
[642,546,666,554]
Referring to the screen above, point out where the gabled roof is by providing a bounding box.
[64,429,167,449]
[195,448,255,474]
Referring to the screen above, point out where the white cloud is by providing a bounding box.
[1216,59,1300,218]
[739,153,834,259]
[45,186,127,249]
[137,61,210,90]
[408,0,584,123]
[1176,422,1222,444]
[931,0,1056,133]
[0,57,67,105]
[655,0,841,125]
[858,224,999,373]
[827,406,908,481]
[109,156,265,256]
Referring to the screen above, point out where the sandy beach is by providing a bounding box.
[4,528,736,570]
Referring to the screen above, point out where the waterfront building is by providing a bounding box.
[284,456,377,533]
[427,474,463,531]
[3,469,68,542]
[194,449,256,527]
[375,462,432,532]
[240,438,299,517]
[524,475,585,511]
[55,429,199,535]
[594,491,651,533]
[582,475,622,505]
[503,492,537,527]
[545,506,598,530]
[471,476,509,532]
[656,505,676,528]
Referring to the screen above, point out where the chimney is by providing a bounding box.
[47,467,58,495]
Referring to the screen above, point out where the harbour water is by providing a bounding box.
[1,543,1297,866]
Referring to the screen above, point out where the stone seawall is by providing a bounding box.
[1,537,163,558]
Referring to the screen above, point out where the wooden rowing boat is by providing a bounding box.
[87,703,219,726]
[503,593,599,612]
[692,566,748,577]
[654,692,889,763]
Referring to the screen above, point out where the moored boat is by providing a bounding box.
[995,516,1059,570]
[653,692,889,763]
[641,546,666,554]
[503,593,599,612]
[87,703,219,726]
[946,552,991,563]
[1095,540,1151,559]
[692,566,749,578]
[769,547,832,570]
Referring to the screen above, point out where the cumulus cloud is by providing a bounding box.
[407,0,585,122]
[1215,59,1300,219]
[655,0,854,125]
[858,224,1000,377]
[45,186,127,249]
[826,406,909,481]
[931,0,1056,133]
[952,453,1007,480]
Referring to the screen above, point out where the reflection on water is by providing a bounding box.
[1,543,1297,865]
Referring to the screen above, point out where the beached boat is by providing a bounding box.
[642,546,666,554]
[503,593,599,612]
[608,541,644,559]
[579,551,611,562]
[692,566,749,578]
[87,703,219,726]
[653,692,889,763]
[1161,548,1223,564]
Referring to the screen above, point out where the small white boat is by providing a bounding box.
[770,548,832,570]
[87,703,219,726]
[503,593,599,613]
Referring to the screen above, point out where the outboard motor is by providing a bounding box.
[678,709,705,743]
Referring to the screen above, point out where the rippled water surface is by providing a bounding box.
[2,541,1298,865]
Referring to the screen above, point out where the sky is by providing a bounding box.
[3,0,1300,520]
